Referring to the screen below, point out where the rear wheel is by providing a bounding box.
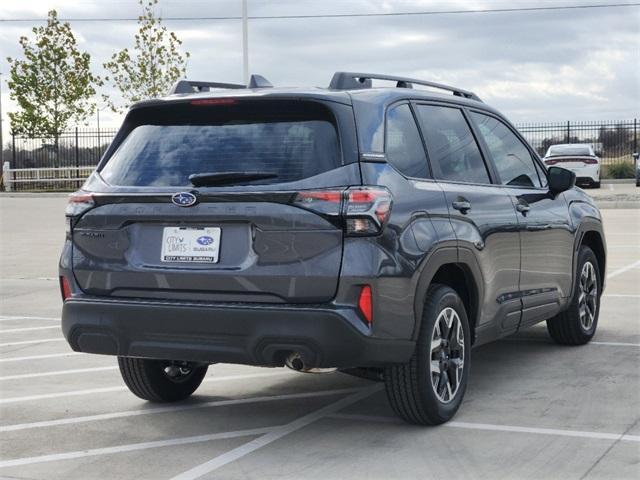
[592,181,600,189]
[118,357,208,402]
[384,284,471,425]
[546,246,601,345]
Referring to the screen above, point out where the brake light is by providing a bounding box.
[344,187,392,236]
[190,98,237,106]
[59,276,72,301]
[66,191,95,216]
[291,186,393,236]
[544,159,558,165]
[584,158,598,164]
[358,285,373,325]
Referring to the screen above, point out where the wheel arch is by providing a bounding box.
[573,221,607,295]
[413,248,483,345]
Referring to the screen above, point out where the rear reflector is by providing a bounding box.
[358,285,373,325]
[59,276,72,301]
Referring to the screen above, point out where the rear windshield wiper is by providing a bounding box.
[188,171,278,187]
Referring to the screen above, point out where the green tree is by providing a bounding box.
[6,10,101,160]
[103,0,190,111]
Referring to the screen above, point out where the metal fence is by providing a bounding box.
[516,119,637,164]
[2,120,638,191]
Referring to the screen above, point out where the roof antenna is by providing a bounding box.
[249,74,273,88]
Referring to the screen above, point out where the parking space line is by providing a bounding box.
[603,294,640,298]
[607,260,640,279]
[0,325,60,333]
[0,387,364,433]
[591,341,640,347]
[0,316,58,321]
[0,371,294,405]
[0,352,82,363]
[0,366,117,382]
[0,426,274,469]
[170,385,383,480]
[329,414,640,443]
[0,338,64,347]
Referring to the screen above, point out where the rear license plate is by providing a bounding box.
[161,227,221,263]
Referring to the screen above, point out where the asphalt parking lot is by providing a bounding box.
[0,195,638,480]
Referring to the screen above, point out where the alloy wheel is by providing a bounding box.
[430,307,465,403]
[578,261,598,331]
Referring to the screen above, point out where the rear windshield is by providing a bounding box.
[100,101,341,187]
[547,145,592,157]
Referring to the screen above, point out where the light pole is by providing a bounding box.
[242,0,249,85]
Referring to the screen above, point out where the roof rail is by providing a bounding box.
[168,74,273,95]
[328,72,482,102]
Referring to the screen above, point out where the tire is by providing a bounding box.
[592,181,600,189]
[118,357,208,402]
[546,246,601,345]
[384,284,471,425]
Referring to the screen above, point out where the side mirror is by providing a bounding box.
[548,166,576,195]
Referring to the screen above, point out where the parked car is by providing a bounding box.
[59,72,607,425]
[543,143,601,188]
[634,152,640,187]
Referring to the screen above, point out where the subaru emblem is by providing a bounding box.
[171,192,197,207]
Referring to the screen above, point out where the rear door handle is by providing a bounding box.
[452,200,471,213]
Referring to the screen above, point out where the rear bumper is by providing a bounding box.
[61,296,415,368]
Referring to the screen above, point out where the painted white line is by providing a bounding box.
[0,316,58,321]
[0,352,82,363]
[603,294,640,298]
[170,385,383,480]
[329,414,640,443]
[0,337,64,347]
[0,325,60,334]
[0,366,117,382]
[0,387,363,433]
[0,371,294,405]
[0,426,273,469]
[591,341,640,347]
[502,338,640,348]
[607,260,640,279]
[608,245,640,248]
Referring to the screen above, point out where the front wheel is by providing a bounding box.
[384,284,471,425]
[118,357,208,402]
[547,245,601,345]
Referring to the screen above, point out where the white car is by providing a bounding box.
[543,144,601,188]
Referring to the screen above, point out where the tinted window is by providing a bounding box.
[416,105,490,184]
[100,102,340,187]
[385,104,429,178]
[470,112,542,188]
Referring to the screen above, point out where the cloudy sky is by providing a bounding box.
[0,0,638,140]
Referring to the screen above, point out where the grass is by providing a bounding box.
[602,161,636,179]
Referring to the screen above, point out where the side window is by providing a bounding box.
[470,112,542,188]
[415,105,490,184]
[533,157,548,188]
[385,104,429,179]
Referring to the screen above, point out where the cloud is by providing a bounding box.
[0,0,638,142]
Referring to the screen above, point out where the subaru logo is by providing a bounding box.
[197,235,214,246]
[171,192,197,207]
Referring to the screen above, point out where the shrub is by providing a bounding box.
[602,161,635,179]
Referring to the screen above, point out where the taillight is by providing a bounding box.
[358,285,373,325]
[344,187,392,236]
[584,158,598,164]
[59,276,72,301]
[66,191,95,216]
[544,159,558,165]
[291,187,393,236]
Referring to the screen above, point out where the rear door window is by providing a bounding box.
[416,105,490,184]
[100,101,341,187]
[385,104,429,179]
[470,111,543,188]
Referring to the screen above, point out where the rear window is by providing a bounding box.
[547,145,592,157]
[100,101,341,187]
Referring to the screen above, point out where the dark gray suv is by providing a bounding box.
[59,72,607,425]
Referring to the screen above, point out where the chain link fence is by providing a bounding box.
[2,120,638,191]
